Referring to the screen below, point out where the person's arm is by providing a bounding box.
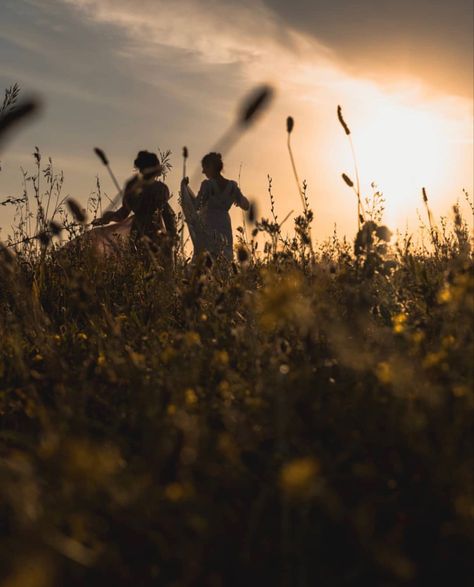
[233,183,250,211]
[92,204,130,226]
[181,178,208,209]
[92,183,132,226]
[180,177,193,196]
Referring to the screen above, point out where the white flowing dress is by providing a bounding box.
[195,179,245,260]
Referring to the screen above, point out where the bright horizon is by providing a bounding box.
[1,0,473,243]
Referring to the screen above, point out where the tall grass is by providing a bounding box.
[0,89,473,587]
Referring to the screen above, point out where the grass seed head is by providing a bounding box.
[342,173,354,187]
[49,220,62,236]
[94,147,108,166]
[37,231,51,247]
[247,201,257,224]
[286,116,294,134]
[337,105,351,136]
[66,198,86,223]
[239,85,274,127]
[0,99,40,140]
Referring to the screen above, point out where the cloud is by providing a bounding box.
[58,0,339,126]
[1,0,471,240]
[261,0,474,98]
[61,0,333,76]
[63,0,288,62]
[59,0,473,104]
[0,25,56,59]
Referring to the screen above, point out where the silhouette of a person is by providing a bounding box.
[93,151,176,255]
[182,152,249,260]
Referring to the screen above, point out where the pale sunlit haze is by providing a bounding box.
[1,0,472,241]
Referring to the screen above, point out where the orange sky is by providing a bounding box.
[1,0,472,243]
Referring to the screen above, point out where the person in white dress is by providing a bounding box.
[181,152,249,261]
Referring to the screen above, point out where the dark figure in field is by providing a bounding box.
[92,151,176,258]
[181,152,249,261]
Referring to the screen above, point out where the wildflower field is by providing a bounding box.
[1,184,473,587]
[1,89,473,587]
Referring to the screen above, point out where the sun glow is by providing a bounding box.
[338,91,469,228]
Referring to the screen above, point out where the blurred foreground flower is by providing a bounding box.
[65,439,124,481]
[256,270,312,332]
[392,313,407,334]
[185,388,198,406]
[213,350,229,367]
[376,361,393,384]
[280,457,320,499]
[183,331,201,347]
[165,482,186,502]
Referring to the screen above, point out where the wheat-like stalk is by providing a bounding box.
[337,105,365,229]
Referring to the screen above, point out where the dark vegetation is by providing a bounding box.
[0,85,473,586]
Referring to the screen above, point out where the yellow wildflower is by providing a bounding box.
[412,331,425,345]
[392,313,407,334]
[159,331,169,345]
[66,440,124,479]
[218,380,230,394]
[376,361,392,384]
[438,286,452,304]
[183,331,201,347]
[161,347,176,364]
[129,351,145,368]
[423,351,446,369]
[280,457,320,498]
[214,350,229,367]
[441,335,456,349]
[256,270,311,332]
[185,388,198,406]
[77,332,88,341]
[165,482,185,502]
[452,385,469,398]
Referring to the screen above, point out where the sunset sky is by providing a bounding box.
[1,0,473,242]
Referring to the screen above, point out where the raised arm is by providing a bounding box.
[181,177,195,198]
[181,177,209,210]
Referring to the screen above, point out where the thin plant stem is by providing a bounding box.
[238,162,248,243]
[287,133,306,213]
[349,135,365,229]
